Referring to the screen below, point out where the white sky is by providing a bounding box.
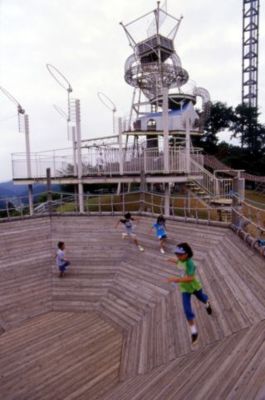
[0,0,264,182]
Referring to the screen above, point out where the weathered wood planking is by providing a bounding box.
[0,218,52,329]
[102,320,265,400]
[50,216,125,315]
[0,215,265,399]
[0,311,122,400]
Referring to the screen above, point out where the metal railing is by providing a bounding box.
[12,146,205,179]
[0,190,231,224]
[1,191,263,257]
[190,158,233,198]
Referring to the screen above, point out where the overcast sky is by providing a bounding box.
[0,0,264,182]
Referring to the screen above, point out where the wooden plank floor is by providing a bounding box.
[51,216,125,314]
[0,218,52,329]
[0,311,123,400]
[0,215,265,399]
[102,320,265,400]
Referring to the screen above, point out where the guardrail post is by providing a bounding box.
[28,185,33,216]
[98,196,101,214]
[46,168,52,216]
[164,183,170,216]
[140,170,146,212]
[122,192,125,214]
[118,118,123,175]
[111,195,114,215]
[233,172,245,202]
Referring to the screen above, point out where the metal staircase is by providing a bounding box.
[187,159,233,222]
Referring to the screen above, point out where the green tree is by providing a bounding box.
[38,192,61,203]
[195,101,234,153]
[231,104,265,154]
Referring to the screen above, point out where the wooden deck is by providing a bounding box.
[0,311,122,400]
[0,216,265,399]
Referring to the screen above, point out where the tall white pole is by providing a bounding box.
[162,87,169,173]
[185,112,191,174]
[116,117,124,195]
[24,114,33,215]
[118,117,123,176]
[0,86,34,215]
[71,126,77,176]
[24,115,32,178]
[75,99,84,213]
[162,86,170,215]
[113,110,116,134]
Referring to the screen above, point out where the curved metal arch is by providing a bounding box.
[0,86,25,114]
[53,104,68,120]
[46,64,73,93]
[97,92,117,112]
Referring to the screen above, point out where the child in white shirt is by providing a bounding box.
[56,241,70,277]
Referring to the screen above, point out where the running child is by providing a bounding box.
[116,212,144,252]
[167,242,212,344]
[56,241,71,278]
[149,214,167,254]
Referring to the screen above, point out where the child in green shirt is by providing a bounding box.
[167,242,212,344]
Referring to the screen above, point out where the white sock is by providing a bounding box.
[190,325,197,335]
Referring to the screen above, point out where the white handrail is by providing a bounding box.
[190,158,233,197]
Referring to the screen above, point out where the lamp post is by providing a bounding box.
[0,86,33,215]
[46,64,84,213]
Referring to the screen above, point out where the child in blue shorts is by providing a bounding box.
[167,242,212,344]
[150,214,167,254]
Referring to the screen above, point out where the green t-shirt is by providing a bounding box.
[177,258,202,293]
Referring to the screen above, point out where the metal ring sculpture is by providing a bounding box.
[46,64,73,93]
[97,92,117,113]
[0,86,25,114]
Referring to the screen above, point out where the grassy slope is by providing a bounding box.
[245,190,265,209]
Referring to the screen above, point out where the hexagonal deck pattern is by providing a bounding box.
[0,216,265,399]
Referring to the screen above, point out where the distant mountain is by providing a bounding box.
[0,181,27,197]
[0,181,61,205]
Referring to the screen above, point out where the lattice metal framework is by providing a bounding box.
[242,0,260,108]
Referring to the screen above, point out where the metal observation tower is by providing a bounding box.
[120,2,211,147]
[242,0,260,109]
[11,2,239,215]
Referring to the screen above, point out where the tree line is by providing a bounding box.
[194,102,265,176]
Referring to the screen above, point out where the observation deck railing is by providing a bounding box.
[1,190,264,257]
[12,147,204,179]
[0,190,230,222]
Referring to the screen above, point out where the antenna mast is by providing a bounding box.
[242,0,260,109]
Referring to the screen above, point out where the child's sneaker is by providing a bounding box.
[138,245,144,252]
[191,332,198,344]
[206,302,212,315]
[160,248,165,254]
[122,233,127,240]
